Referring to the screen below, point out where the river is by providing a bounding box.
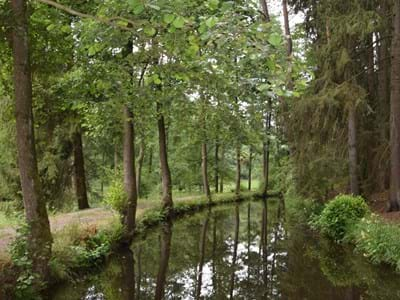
[50,199,400,299]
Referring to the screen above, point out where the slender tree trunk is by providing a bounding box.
[215,141,219,193]
[389,0,400,211]
[114,142,119,173]
[220,146,224,193]
[123,105,138,237]
[73,126,89,210]
[200,96,212,202]
[282,0,292,57]
[11,0,52,282]
[148,146,153,174]
[136,139,145,198]
[259,0,270,22]
[348,106,360,195]
[248,146,252,191]
[202,143,212,202]
[235,145,241,197]
[157,103,173,211]
[263,112,271,197]
[155,221,172,300]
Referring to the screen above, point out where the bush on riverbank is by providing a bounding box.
[311,194,369,241]
[309,194,400,271]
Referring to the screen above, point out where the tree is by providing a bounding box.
[10,0,52,283]
[389,0,400,211]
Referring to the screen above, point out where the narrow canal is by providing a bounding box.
[51,199,400,299]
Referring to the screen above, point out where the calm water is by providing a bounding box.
[50,199,400,299]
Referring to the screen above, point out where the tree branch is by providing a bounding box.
[34,0,140,32]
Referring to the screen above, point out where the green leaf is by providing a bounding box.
[144,26,156,36]
[208,0,219,10]
[205,16,218,28]
[172,16,185,29]
[128,0,145,15]
[133,4,145,15]
[268,33,282,47]
[46,24,56,31]
[257,83,269,92]
[152,74,162,85]
[163,14,175,24]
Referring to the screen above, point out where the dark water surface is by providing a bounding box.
[50,200,400,299]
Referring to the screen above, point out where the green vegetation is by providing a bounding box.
[2,0,400,297]
[304,194,400,273]
[311,195,370,241]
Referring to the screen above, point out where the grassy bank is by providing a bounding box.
[1,191,258,299]
[304,194,400,272]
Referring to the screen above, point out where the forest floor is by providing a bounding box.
[0,194,211,263]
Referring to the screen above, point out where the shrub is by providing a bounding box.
[104,180,127,214]
[312,194,369,241]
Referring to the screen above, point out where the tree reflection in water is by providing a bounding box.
[51,199,400,300]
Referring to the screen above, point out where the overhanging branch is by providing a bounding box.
[34,0,140,32]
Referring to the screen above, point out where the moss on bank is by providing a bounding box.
[1,191,259,299]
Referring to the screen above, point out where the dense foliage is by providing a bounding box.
[311,194,369,241]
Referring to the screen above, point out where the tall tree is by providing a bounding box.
[122,105,138,238]
[157,102,173,211]
[389,0,400,211]
[11,0,52,283]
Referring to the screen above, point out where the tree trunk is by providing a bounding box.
[378,0,391,191]
[157,103,173,211]
[73,126,89,210]
[248,146,252,191]
[263,112,271,197]
[235,145,241,197]
[202,143,212,202]
[220,146,224,193]
[282,0,292,57]
[11,0,52,283]
[215,142,219,193]
[148,145,153,174]
[389,0,400,211]
[136,139,145,198]
[155,221,172,300]
[123,105,138,237]
[114,143,119,173]
[348,106,360,195]
[259,0,270,22]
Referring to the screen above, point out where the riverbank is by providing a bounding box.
[302,194,400,274]
[0,191,261,299]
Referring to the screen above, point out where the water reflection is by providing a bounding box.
[155,221,172,300]
[51,199,400,300]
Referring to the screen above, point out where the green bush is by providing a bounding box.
[312,194,369,241]
[104,180,127,214]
